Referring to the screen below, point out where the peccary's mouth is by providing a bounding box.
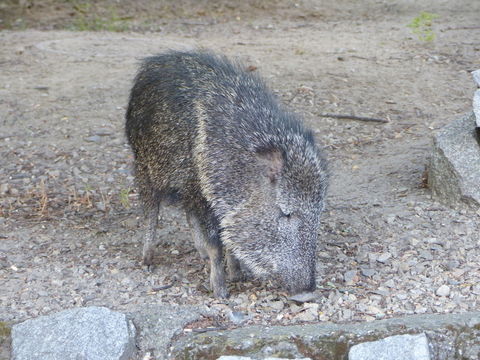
[279,277,316,295]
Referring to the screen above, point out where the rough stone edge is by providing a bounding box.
[428,112,480,209]
[10,307,136,360]
[348,333,430,360]
[170,312,480,359]
[428,132,462,207]
[127,304,214,360]
[472,69,479,135]
[123,314,138,360]
[3,304,211,360]
[474,89,480,128]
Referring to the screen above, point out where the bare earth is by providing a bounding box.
[1,0,479,328]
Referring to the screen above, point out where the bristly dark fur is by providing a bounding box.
[126,50,328,298]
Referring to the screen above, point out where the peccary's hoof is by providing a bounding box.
[213,286,229,299]
[143,264,155,273]
[228,270,253,283]
[142,250,155,268]
[228,272,246,282]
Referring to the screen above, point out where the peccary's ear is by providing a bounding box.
[256,148,283,183]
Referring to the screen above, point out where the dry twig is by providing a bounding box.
[320,113,389,123]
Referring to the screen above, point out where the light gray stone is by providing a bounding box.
[217,357,311,360]
[377,252,392,263]
[361,268,375,277]
[473,89,480,128]
[172,312,480,360]
[288,292,317,303]
[472,69,480,87]
[348,333,431,360]
[436,285,451,297]
[129,304,208,360]
[228,310,250,324]
[85,135,102,143]
[344,270,357,283]
[11,306,136,360]
[429,112,480,209]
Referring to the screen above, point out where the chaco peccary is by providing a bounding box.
[125,50,328,298]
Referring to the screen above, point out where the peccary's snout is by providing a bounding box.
[277,261,316,295]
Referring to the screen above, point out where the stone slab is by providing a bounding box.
[171,312,480,359]
[348,333,430,360]
[428,112,480,208]
[474,89,480,128]
[217,357,311,360]
[472,69,480,87]
[11,307,136,360]
[128,304,210,360]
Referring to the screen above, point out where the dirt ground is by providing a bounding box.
[1,0,479,327]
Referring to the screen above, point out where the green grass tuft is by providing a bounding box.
[408,12,439,42]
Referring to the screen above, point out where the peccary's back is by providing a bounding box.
[126,52,205,197]
[126,50,322,209]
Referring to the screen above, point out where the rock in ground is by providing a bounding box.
[129,304,211,360]
[171,312,480,359]
[429,112,480,209]
[217,357,311,360]
[11,306,136,360]
[348,333,431,360]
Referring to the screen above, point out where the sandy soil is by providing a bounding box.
[1,0,479,327]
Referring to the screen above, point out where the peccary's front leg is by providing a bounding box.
[204,214,228,298]
[206,239,227,298]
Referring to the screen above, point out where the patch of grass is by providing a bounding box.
[408,12,439,42]
[69,1,131,32]
[0,321,11,337]
[119,188,131,209]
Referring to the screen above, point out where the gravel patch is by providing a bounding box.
[1,4,479,329]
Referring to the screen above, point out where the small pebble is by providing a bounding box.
[419,249,433,261]
[384,279,395,288]
[85,135,101,143]
[293,304,318,322]
[95,202,106,211]
[288,292,317,303]
[361,268,375,277]
[343,270,357,284]
[94,128,114,136]
[48,170,60,178]
[377,252,391,263]
[228,310,249,324]
[436,285,451,297]
[269,300,285,311]
[472,284,480,295]
[0,183,9,195]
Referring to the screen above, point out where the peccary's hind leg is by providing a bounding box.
[186,211,208,260]
[134,161,161,268]
[142,195,160,268]
[227,253,245,282]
